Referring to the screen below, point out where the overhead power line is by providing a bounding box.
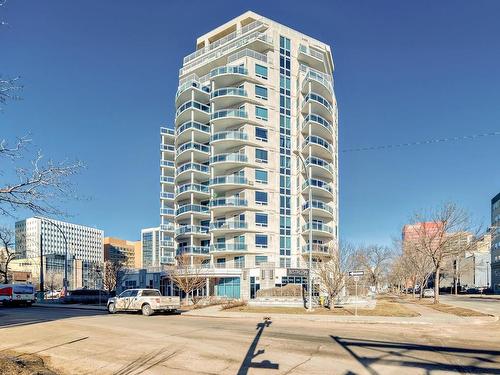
[341,131,500,153]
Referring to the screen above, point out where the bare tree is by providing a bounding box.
[408,202,479,303]
[0,136,85,217]
[45,269,64,293]
[354,245,393,293]
[102,259,125,293]
[0,76,22,108]
[0,226,16,283]
[316,242,355,308]
[167,254,207,305]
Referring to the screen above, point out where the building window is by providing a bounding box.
[255,64,268,79]
[255,149,268,163]
[255,106,268,121]
[256,235,268,248]
[216,258,226,268]
[280,257,291,268]
[255,127,268,142]
[255,85,268,100]
[235,256,245,268]
[255,169,268,184]
[255,213,268,227]
[255,255,268,265]
[255,191,268,205]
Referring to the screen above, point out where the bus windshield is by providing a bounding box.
[13,285,35,294]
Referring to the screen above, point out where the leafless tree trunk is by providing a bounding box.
[103,259,125,293]
[354,245,393,293]
[45,270,64,293]
[0,227,16,283]
[167,254,207,305]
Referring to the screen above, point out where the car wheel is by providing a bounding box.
[108,303,117,314]
[141,304,153,316]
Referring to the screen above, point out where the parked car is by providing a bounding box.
[0,284,36,306]
[423,288,435,298]
[63,289,111,304]
[107,289,180,316]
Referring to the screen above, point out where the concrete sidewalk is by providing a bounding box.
[34,303,107,311]
[183,304,498,325]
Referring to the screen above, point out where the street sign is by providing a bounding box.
[348,270,364,277]
[353,276,360,282]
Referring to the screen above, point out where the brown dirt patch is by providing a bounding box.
[0,351,59,375]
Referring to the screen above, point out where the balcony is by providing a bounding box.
[209,175,253,192]
[301,68,333,98]
[301,92,334,121]
[175,100,210,126]
[301,114,334,141]
[176,121,210,144]
[160,208,175,217]
[210,65,248,86]
[177,246,210,257]
[211,108,248,128]
[160,256,175,264]
[161,160,175,169]
[160,176,174,184]
[160,240,174,248]
[211,87,248,108]
[176,204,210,220]
[298,44,326,71]
[175,225,210,238]
[305,156,335,180]
[302,200,334,218]
[210,153,250,170]
[176,141,210,164]
[302,222,334,237]
[209,198,248,213]
[160,192,175,200]
[175,78,210,106]
[210,220,248,233]
[302,135,334,161]
[176,183,210,201]
[210,243,248,253]
[175,162,209,183]
[161,144,175,153]
[160,127,175,137]
[160,223,174,232]
[301,243,332,256]
[301,178,334,199]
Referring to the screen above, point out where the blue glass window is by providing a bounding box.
[255,213,268,227]
[256,235,268,248]
[255,64,268,79]
[255,255,268,265]
[255,149,268,163]
[255,169,268,184]
[255,127,268,142]
[255,191,268,205]
[255,106,268,121]
[255,85,268,100]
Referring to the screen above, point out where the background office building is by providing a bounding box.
[491,192,500,293]
[160,11,338,299]
[141,227,161,269]
[104,237,141,269]
[15,217,104,289]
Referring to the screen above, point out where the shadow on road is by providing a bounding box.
[331,335,500,375]
[237,318,279,375]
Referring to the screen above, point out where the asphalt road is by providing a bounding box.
[0,306,499,375]
[440,294,500,316]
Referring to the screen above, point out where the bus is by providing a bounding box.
[0,284,36,306]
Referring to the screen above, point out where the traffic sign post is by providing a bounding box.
[348,271,364,316]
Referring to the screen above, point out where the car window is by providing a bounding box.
[119,290,132,298]
[129,290,138,297]
[141,289,161,297]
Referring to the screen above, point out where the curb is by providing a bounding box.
[33,304,107,311]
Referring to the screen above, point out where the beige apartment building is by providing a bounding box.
[160,11,338,299]
[104,237,140,269]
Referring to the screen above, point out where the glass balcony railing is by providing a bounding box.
[160,192,175,200]
[176,204,209,216]
[302,200,334,215]
[211,109,248,120]
[160,208,175,216]
[227,48,268,64]
[161,144,175,152]
[301,243,331,254]
[210,243,248,252]
[176,100,210,117]
[210,175,248,186]
[210,65,248,78]
[302,69,333,96]
[302,178,333,194]
[160,127,175,136]
[210,153,248,164]
[303,135,333,153]
[161,160,175,168]
[302,93,333,112]
[306,156,334,174]
[302,114,333,133]
[209,198,248,208]
[302,222,334,234]
[175,225,209,236]
[177,141,210,155]
[175,79,210,99]
[160,176,174,184]
[176,162,209,175]
[298,44,325,61]
[176,121,210,135]
[160,256,175,264]
[176,183,209,195]
[210,220,248,230]
[160,240,174,247]
[211,87,247,99]
[211,131,248,142]
[177,246,210,256]
[160,223,174,231]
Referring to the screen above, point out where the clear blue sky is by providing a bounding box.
[2,1,499,244]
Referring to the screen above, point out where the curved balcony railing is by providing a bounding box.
[302,178,333,195]
[302,222,334,234]
[176,79,210,99]
[176,204,209,216]
[301,243,331,254]
[302,93,333,112]
[177,183,209,195]
[302,69,333,96]
[210,243,248,252]
[176,162,209,175]
[211,87,247,99]
[302,200,334,215]
[210,66,248,78]
[303,135,334,153]
[210,221,248,230]
[211,131,248,142]
[176,100,210,117]
[209,198,248,208]
[306,156,334,174]
[175,225,209,236]
[210,153,248,164]
[176,141,210,156]
[160,127,175,136]
[177,246,210,256]
[210,176,248,186]
[211,109,248,120]
[302,114,333,134]
[298,44,325,61]
[176,121,210,136]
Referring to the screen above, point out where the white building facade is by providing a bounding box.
[160,11,338,299]
[141,227,161,269]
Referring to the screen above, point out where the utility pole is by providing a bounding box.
[39,232,44,301]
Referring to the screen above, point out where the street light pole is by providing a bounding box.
[294,150,313,311]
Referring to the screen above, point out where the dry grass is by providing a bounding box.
[416,300,489,317]
[0,352,58,375]
[227,298,419,317]
[221,300,247,310]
